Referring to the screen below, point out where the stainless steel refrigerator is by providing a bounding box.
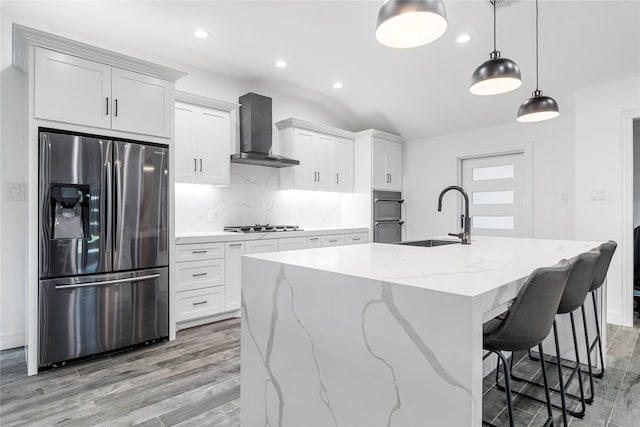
[38,130,169,368]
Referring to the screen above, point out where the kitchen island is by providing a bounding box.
[240,236,601,426]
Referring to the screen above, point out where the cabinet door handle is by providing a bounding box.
[200,158,203,172]
[114,99,118,117]
[192,300,208,306]
[105,97,109,115]
[192,272,208,277]
[194,158,197,172]
[389,174,392,183]
[309,238,319,241]
[317,172,320,182]
[336,174,339,184]
[192,250,207,254]
[229,243,243,247]
[328,239,338,243]
[352,238,360,241]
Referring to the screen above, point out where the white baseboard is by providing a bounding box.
[176,310,240,332]
[0,331,25,350]
[607,310,622,326]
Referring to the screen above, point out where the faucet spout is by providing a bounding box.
[437,185,471,245]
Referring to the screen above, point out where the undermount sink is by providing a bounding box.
[394,239,460,247]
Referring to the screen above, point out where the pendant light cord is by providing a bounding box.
[535,0,539,90]
[493,0,497,52]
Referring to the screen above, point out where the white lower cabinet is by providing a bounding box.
[307,236,322,248]
[175,230,368,326]
[225,242,245,312]
[345,232,369,245]
[278,237,307,251]
[321,235,345,247]
[176,287,225,322]
[246,240,279,254]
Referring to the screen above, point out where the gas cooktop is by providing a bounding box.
[223,224,302,233]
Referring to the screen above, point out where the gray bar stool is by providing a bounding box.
[509,250,600,425]
[483,260,572,427]
[581,241,617,397]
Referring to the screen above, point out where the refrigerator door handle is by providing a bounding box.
[105,155,112,255]
[54,273,160,289]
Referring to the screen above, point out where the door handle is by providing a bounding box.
[192,272,208,277]
[194,158,197,172]
[229,243,243,247]
[336,174,339,184]
[192,300,208,306]
[200,158,203,172]
[54,273,160,289]
[114,99,118,117]
[105,97,109,115]
[192,250,207,254]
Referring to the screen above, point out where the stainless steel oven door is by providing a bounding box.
[373,200,403,221]
[373,190,404,221]
[374,221,404,243]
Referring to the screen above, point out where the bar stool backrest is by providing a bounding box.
[589,241,618,293]
[558,250,601,314]
[483,260,572,352]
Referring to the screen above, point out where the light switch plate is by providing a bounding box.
[560,192,568,203]
[590,189,605,201]
[7,182,26,201]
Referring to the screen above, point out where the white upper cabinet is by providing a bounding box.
[110,68,172,137]
[35,49,112,129]
[34,48,174,138]
[174,101,231,185]
[277,119,354,192]
[372,137,403,191]
[333,136,354,192]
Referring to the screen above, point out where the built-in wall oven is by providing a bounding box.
[372,190,404,243]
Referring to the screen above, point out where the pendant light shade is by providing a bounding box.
[469,0,521,95]
[517,0,559,122]
[470,51,522,95]
[376,0,448,49]
[517,90,559,122]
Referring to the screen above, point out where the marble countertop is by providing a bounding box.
[245,236,600,299]
[175,227,369,244]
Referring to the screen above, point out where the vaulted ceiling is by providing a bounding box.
[3,1,639,140]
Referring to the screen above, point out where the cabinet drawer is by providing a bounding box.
[345,233,369,245]
[278,237,307,252]
[321,235,345,247]
[176,286,225,322]
[245,239,278,254]
[307,236,322,248]
[176,242,225,262]
[176,259,225,292]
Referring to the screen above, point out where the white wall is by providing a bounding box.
[403,111,575,242]
[574,77,640,326]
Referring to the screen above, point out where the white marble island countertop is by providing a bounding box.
[239,236,600,427]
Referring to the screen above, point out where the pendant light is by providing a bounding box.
[470,0,521,96]
[376,0,448,49]
[517,0,559,122]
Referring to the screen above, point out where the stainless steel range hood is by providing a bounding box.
[230,93,300,168]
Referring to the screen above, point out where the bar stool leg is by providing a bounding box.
[591,292,605,378]
[552,321,569,426]
[538,342,554,427]
[581,304,596,403]
[569,311,586,417]
[495,350,515,427]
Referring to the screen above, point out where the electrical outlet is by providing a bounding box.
[208,209,216,223]
[590,189,605,201]
[7,182,26,201]
[560,192,568,203]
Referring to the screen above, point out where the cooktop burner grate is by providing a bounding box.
[223,224,302,233]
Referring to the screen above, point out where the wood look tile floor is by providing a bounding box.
[1,315,638,426]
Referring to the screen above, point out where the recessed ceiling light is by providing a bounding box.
[275,60,287,68]
[333,82,343,89]
[194,29,208,39]
[456,34,471,44]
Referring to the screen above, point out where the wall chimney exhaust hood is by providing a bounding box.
[230,93,300,168]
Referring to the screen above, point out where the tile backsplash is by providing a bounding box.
[175,164,367,232]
